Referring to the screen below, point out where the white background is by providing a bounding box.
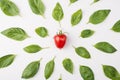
[0,0,120,80]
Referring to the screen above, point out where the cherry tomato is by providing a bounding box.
[54,31,67,49]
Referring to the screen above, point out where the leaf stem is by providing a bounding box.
[60,74,62,79]
[59,21,62,28]
[68,3,71,6]
[52,56,56,61]
[86,21,90,24]
[42,14,46,19]
[38,58,42,62]
[58,74,62,80]
[13,54,17,57]
[72,45,76,48]
[18,14,22,17]
[42,47,50,49]
[90,2,94,5]
[26,35,31,38]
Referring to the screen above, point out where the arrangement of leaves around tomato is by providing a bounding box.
[0,0,120,80]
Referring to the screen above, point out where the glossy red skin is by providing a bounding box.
[54,34,67,49]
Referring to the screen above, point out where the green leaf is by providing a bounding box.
[23,44,42,53]
[0,0,19,16]
[52,2,64,21]
[80,65,94,80]
[111,20,120,32]
[80,29,94,38]
[62,58,74,74]
[94,42,117,53]
[22,60,41,79]
[91,0,100,5]
[94,0,100,3]
[58,78,62,80]
[0,54,16,68]
[28,0,45,17]
[71,9,82,26]
[89,9,111,24]
[112,77,120,80]
[74,47,91,59]
[35,27,48,38]
[103,65,119,79]
[44,57,55,79]
[1,27,29,41]
[70,0,78,4]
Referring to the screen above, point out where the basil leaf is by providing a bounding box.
[0,54,16,68]
[112,77,120,80]
[74,47,91,59]
[103,65,119,79]
[71,9,82,26]
[80,65,94,80]
[0,0,19,16]
[28,0,45,17]
[91,0,100,5]
[35,27,48,38]
[80,29,94,38]
[89,9,111,24]
[44,58,55,79]
[94,0,100,3]
[22,60,41,79]
[58,78,62,80]
[111,20,120,32]
[52,2,64,21]
[94,42,117,53]
[23,44,42,53]
[1,27,29,41]
[62,58,74,74]
[70,0,78,4]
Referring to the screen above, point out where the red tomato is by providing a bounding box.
[54,31,67,49]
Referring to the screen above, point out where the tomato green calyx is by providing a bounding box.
[59,30,63,35]
[56,30,63,35]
